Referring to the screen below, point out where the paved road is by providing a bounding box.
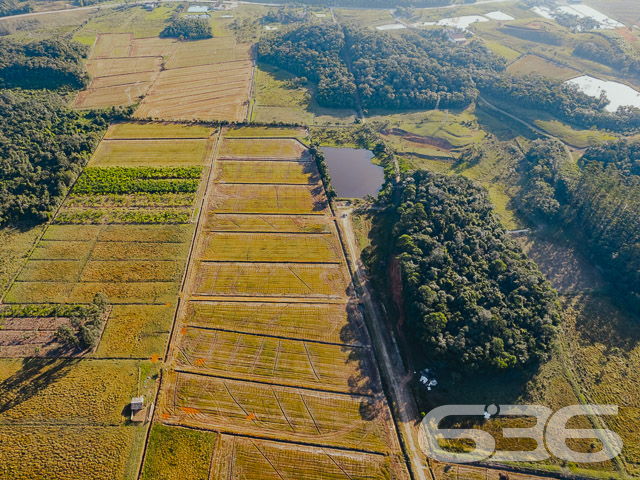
[338,207,431,480]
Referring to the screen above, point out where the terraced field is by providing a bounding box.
[76,33,255,122]
[144,133,410,479]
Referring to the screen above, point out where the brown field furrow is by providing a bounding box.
[130,37,179,57]
[87,56,161,78]
[175,328,373,394]
[215,160,320,185]
[160,372,393,452]
[203,214,333,233]
[92,33,132,58]
[219,138,308,160]
[183,301,363,345]
[209,184,328,215]
[74,82,153,109]
[89,71,159,89]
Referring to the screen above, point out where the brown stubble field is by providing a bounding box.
[146,133,411,479]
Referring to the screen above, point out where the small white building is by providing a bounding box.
[187,5,209,13]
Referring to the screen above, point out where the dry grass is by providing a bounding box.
[68,281,180,304]
[0,225,45,298]
[211,434,399,480]
[41,224,194,243]
[175,327,372,394]
[91,241,190,261]
[134,61,253,122]
[216,160,319,184]
[0,425,143,480]
[87,57,161,78]
[130,37,179,57]
[92,33,132,58]
[219,138,308,159]
[225,126,307,138]
[184,301,361,344]
[88,139,211,166]
[203,213,332,233]
[16,260,83,282]
[161,372,393,452]
[0,359,143,424]
[88,71,158,89]
[74,82,154,109]
[164,37,251,69]
[198,232,342,263]
[192,262,349,298]
[95,304,175,358]
[80,260,185,283]
[3,282,74,304]
[507,54,579,80]
[142,424,217,480]
[209,184,328,215]
[105,122,215,139]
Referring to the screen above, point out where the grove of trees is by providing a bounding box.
[393,170,559,371]
[160,17,213,40]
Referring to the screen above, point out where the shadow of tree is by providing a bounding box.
[0,357,80,415]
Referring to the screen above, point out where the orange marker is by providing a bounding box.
[151,354,159,363]
[181,327,187,335]
[246,412,256,421]
[195,358,206,367]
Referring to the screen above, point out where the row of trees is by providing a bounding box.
[392,170,559,371]
[0,38,89,89]
[519,139,640,310]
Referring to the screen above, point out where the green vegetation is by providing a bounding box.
[73,167,203,195]
[54,293,109,350]
[0,38,89,89]
[391,170,559,370]
[519,139,640,310]
[161,16,212,40]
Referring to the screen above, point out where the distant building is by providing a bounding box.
[447,31,467,43]
[143,2,157,10]
[187,5,209,13]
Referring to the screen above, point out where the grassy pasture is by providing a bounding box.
[225,126,307,138]
[199,232,341,263]
[209,184,328,215]
[0,225,45,298]
[0,359,146,425]
[16,259,82,282]
[105,122,215,140]
[211,434,399,480]
[507,54,580,80]
[69,281,180,305]
[54,207,193,225]
[219,138,308,159]
[175,327,372,394]
[88,139,211,167]
[484,41,522,62]
[162,372,392,452]
[142,424,216,480]
[88,71,158,89]
[91,241,190,261]
[74,5,176,41]
[184,301,359,345]
[253,105,315,125]
[64,193,196,209]
[134,61,253,122]
[0,425,143,480]
[192,262,350,298]
[92,33,132,59]
[203,214,332,233]
[216,160,319,184]
[95,304,175,358]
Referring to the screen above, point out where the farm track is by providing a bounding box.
[144,132,411,478]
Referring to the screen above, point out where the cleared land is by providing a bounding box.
[164,37,252,69]
[192,261,350,298]
[203,213,333,233]
[92,33,132,58]
[160,372,393,452]
[134,60,253,122]
[507,54,580,80]
[220,138,308,159]
[198,232,342,263]
[184,301,362,345]
[209,184,328,215]
[105,122,215,139]
[175,327,373,393]
[216,160,319,184]
[88,139,211,166]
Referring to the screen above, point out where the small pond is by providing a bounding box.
[321,147,384,198]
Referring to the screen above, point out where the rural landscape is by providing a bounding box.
[1,0,640,479]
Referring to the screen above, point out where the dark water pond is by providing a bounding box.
[321,147,384,198]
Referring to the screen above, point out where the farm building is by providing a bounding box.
[187,5,209,13]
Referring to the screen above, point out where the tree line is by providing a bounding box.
[519,139,640,310]
[391,170,559,371]
[160,16,212,40]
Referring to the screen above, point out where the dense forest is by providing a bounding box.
[0,91,126,225]
[0,38,89,89]
[519,139,640,310]
[160,17,212,40]
[392,171,559,371]
[574,40,640,77]
[258,25,356,108]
